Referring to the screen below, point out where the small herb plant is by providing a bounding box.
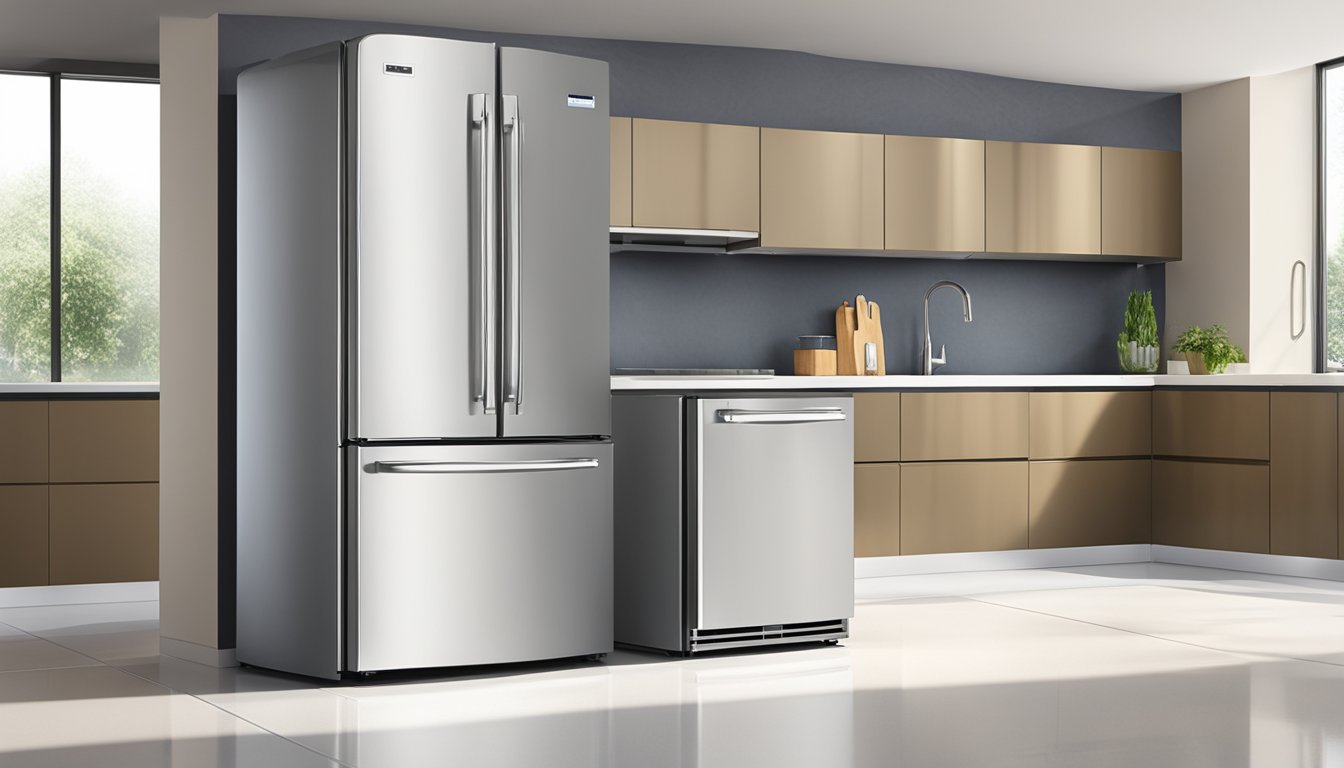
[1116,290,1159,373]
[1173,324,1247,374]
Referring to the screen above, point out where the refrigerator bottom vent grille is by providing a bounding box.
[689,619,848,652]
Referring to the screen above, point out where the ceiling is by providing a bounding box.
[3,0,1344,92]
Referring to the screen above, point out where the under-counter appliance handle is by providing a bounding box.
[470,93,497,414]
[501,94,523,415]
[1291,259,1307,341]
[716,408,847,424]
[372,458,599,474]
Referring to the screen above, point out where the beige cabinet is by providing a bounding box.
[854,393,901,462]
[1153,390,1269,461]
[901,392,1028,461]
[0,401,48,484]
[900,461,1028,554]
[631,118,759,232]
[1270,392,1337,558]
[1029,460,1150,548]
[1152,460,1269,553]
[610,117,632,227]
[855,463,900,557]
[0,485,47,587]
[49,400,159,483]
[1029,391,1151,459]
[884,136,984,252]
[986,141,1101,255]
[49,483,159,585]
[1101,147,1181,260]
[760,128,884,250]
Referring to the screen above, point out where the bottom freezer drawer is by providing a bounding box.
[349,442,612,671]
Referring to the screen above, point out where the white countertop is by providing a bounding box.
[612,373,1344,390]
[0,382,159,395]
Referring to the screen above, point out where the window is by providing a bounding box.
[0,72,158,383]
[1322,60,1344,370]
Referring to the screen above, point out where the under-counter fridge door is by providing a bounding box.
[348,442,612,672]
[694,397,855,630]
[348,35,499,440]
[497,48,611,438]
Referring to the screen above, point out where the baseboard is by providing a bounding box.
[0,581,159,608]
[160,635,239,668]
[855,544,1153,578]
[1152,545,1344,582]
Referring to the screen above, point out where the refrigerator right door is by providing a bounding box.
[348,35,498,440]
[498,48,611,439]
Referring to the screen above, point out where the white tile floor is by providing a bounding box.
[4,563,1344,766]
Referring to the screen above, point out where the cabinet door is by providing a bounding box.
[885,135,984,252]
[901,392,1028,461]
[1152,460,1268,553]
[1153,390,1268,461]
[610,117,632,227]
[900,461,1028,555]
[632,119,759,232]
[0,401,48,484]
[986,141,1101,255]
[855,463,899,557]
[49,483,158,584]
[1101,147,1181,260]
[854,393,900,462]
[49,400,159,483]
[1029,391,1151,459]
[760,128,884,250]
[0,485,47,587]
[1270,392,1337,558]
[1029,460,1150,548]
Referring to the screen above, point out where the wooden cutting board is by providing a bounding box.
[836,296,885,375]
[835,301,858,375]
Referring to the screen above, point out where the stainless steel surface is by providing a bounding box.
[236,42,345,679]
[716,407,846,424]
[609,226,759,247]
[695,396,854,630]
[349,35,497,440]
[1292,259,1307,341]
[502,93,523,412]
[350,442,612,671]
[372,458,599,474]
[920,280,974,375]
[864,341,878,373]
[499,47,611,437]
[469,92,496,413]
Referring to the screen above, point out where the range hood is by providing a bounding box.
[609,226,759,252]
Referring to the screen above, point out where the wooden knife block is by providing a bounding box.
[836,296,885,375]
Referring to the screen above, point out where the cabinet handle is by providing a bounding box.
[717,408,847,424]
[1291,260,1307,341]
[373,459,598,474]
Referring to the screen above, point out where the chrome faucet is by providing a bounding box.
[921,280,973,375]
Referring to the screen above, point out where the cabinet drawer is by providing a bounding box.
[760,128,884,250]
[49,483,158,585]
[0,485,48,587]
[632,119,759,232]
[49,400,159,483]
[1270,392,1337,559]
[854,393,900,462]
[855,463,899,557]
[610,117,632,227]
[1153,391,1268,460]
[901,392,1028,461]
[1152,460,1268,553]
[1029,391,1151,459]
[900,462,1028,555]
[0,401,48,484]
[1029,460,1150,548]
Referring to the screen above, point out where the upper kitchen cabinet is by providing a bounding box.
[885,136,984,253]
[630,118,759,233]
[610,117,632,228]
[986,141,1101,256]
[1101,147,1181,260]
[760,128,884,251]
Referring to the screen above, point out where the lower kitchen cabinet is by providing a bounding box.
[1028,460,1150,548]
[899,461,1028,555]
[854,393,901,462]
[0,485,48,587]
[1269,392,1337,559]
[49,483,159,585]
[1152,460,1269,553]
[0,402,48,484]
[854,463,900,557]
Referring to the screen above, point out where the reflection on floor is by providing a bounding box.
[3,563,1344,766]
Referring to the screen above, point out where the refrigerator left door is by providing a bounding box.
[348,35,499,440]
[348,442,613,671]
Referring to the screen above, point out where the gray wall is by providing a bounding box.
[220,15,1178,374]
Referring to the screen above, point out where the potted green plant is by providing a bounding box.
[1172,324,1247,374]
[1116,290,1159,373]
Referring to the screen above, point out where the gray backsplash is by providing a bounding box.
[220,15,1179,375]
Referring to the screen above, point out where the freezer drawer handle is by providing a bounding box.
[716,408,847,424]
[372,458,599,474]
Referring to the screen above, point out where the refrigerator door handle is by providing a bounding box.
[716,408,848,424]
[372,458,599,474]
[501,94,523,415]
[470,93,498,414]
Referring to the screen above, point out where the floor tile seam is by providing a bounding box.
[0,660,109,675]
[963,594,1344,670]
[0,622,114,669]
[0,600,159,612]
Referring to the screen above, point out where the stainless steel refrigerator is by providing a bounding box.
[235,34,612,679]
